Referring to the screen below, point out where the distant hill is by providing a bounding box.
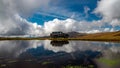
[79,31,120,41]
[67,31,86,38]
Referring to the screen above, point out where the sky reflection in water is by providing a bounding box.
[0,40,120,68]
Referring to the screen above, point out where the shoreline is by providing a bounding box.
[0,37,120,42]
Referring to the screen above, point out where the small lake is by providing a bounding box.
[0,40,120,68]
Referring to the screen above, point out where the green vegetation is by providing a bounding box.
[63,65,94,68]
[41,61,53,65]
[0,64,6,67]
[24,59,33,62]
[7,60,17,63]
[98,58,120,66]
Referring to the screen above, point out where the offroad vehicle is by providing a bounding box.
[50,32,69,38]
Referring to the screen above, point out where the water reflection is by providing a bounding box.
[50,40,69,46]
[0,40,43,58]
[0,40,120,68]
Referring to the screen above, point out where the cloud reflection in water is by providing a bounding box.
[0,40,120,58]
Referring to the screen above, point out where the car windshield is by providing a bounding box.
[53,32,62,34]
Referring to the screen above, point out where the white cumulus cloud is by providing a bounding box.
[0,0,120,36]
[94,0,120,27]
[0,0,49,36]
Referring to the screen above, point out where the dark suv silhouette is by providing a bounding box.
[50,32,69,38]
[50,40,69,46]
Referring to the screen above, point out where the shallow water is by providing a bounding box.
[0,40,120,68]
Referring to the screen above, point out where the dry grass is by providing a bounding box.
[0,31,120,42]
[78,31,120,41]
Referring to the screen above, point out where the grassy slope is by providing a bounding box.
[0,31,120,41]
[78,31,120,41]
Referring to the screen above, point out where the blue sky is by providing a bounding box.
[27,0,101,25]
[1,0,120,36]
